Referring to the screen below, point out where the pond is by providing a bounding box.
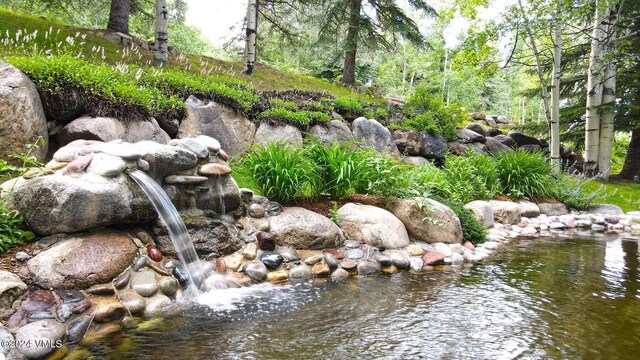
[95,236,640,359]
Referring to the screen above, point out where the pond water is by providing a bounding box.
[97,236,640,359]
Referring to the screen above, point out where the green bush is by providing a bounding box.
[258,108,330,128]
[332,97,365,114]
[445,202,488,245]
[359,153,409,197]
[550,174,604,210]
[239,142,309,202]
[495,150,553,199]
[398,87,467,141]
[398,163,450,199]
[0,201,34,253]
[441,151,501,203]
[304,141,365,200]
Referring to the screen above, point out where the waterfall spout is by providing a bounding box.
[128,169,208,296]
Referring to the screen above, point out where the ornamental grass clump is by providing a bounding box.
[304,141,365,200]
[495,150,553,199]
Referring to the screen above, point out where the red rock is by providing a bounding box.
[257,232,276,251]
[21,290,56,312]
[63,153,94,174]
[216,257,227,273]
[146,245,163,262]
[322,249,345,260]
[463,241,475,252]
[422,251,445,266]
[72,300,92,314]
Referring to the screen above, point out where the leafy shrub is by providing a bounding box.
[445,202,488,245]
[239,142,309,202]
[332,97,364,113]
[550,174,604,209]
[359,153,409,197]
[0,201,34,253]
[268,98,298,110]
[304,141,364,200]
[495,150,553,199]
[258,108,330,128]
[441,151,501,203]
[399,87,467,141]
[397,163,450,199]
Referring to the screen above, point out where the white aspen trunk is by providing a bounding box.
[243,0,258,75]
[598,2,622,181]
[154,0,168,67]
[584,0,607,177]
[550,1,562,175]
[442,48,448,101]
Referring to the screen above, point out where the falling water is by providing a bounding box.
[215,174,226,214]
[128,169,207,296]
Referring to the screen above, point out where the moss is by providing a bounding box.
[258,108,330,128]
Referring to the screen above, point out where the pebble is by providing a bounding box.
[93,298,126,323]
[277,247,300,262]
[15,251,30,261]
[147,245,163,262]
[72,300,92,314]
[195,135,221,153]
[303,254,324,265]
[27,311,55,320]
[550,222,566,229]
[357,261,381,276]
[131,270,159,297]
[409,257,424,272]
[132,255,149,272]
[86,283,115,295]
[344,240,361,248]
[241,243,258,260]
[55,304,74,322]
[63,153,94,174]
[96,142,142,161]
[249,204,266,218]
[384,250,410,269]
[259,252,284,270]
[331,268,350,280]
[592,224,606,231]
[21,290,56,312]
[449,244,464,255]
[53,146,79,162]
[66,314,94,344]
[216,257,228,273]
[178,138,209,159]
[15,320,66,359]
[224,252,245,271]
[374,254,393,267]
[383,265,399,274]
[198,163,232,176]
[422,251,445,266]
[114,270,131,289]
[218,149,229,161]
[323,253,339,270]
[118,289,146,314]
[451,253,465,266]
[311,262,331,277]
[463,241,475,252]
[85,153,126,177]
[289,265,312,280]
[144,294,172,316]
[323,249,345,259]
[257,232,276,251]
[406,244,425,256]
[339,260,358,271]
[576,219,593,227]
[267,270,289,282]
[253,218,270,232]
[158,277,180,297]
[344,249,364,260]
[605,215,620,224]
[243,261,268,282]
[164,175,208,185]
[520,227,538,236]
[433,243,453,257]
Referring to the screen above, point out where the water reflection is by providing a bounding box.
[98,237,640,359]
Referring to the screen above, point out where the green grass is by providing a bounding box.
[258,108,330,128]
[582,181,640,212]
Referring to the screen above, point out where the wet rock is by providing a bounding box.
[54,303,74,322]
[384,249,410,269]
[422,251,445,266]
[216,257,227,273]
[357,261,381,276]
[137,140,197,180]
[391,198,463,244]
[118,289,145,314]
[241,243,258,260]
[304,254,324,265]
[93,298,126,323]
[267,270,289,282]
[21,290,56,313]
[144,294,172,316]
[257,232,276,251]
[311,262,331,277]
[66,314,93,344]
[198,163,232,176]
[323,253,339,270]
[72,301,92,314]
[131,270,159,297]
[27,311,55,320]
[114,270,131,289]
[0,271,27,318]
[374,254,393,267]
[269,207,344,249]
[243,261,268,282]
[323,249,345,259]
[158,277,179,297]
[223,252,245,272]
[86,283,115,296]
[15,320,65,359]
[340,260,358,271]
[337,203,409,249]
[249,204,266,218]
[147,245,163,262]
[289,265,312,280]
[451,253,465,266]
[409,257,424,272]
[277,247,300,262]
[172,266,190,287]
[344,249,364,260]
[259,252,284,270]
[331,268,350,280]
[406,244,425,256]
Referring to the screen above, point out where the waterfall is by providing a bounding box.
[128,169,207,296]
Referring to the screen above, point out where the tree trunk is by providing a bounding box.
[584,0,607,177]
[154,0,169,67]
[619,126,640,180]
[597,2,622,181]
[243,0,258,75]
[549,0,562,174]
[342,0,362,85]
[107,0,131,34]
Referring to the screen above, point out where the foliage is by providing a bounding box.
[258,108,330,128]
[332,97,365,114]
[359,153,409,197]
[582,181,640,212]
[304,141,365,200]
[239,142,309,202]
[550,173,604,210]
[441,151,500,204]
[495,150,552,199]
[446,202,488,245]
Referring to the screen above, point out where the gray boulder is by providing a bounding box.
[538,202,569,216]
[58,116,169,145]
[465,123,487,136]
[518,201,541,218]
[308,120,354,146]
[177,96,255,157]
[484,138,515,154]
[508,132,541,147]
[456,128,486,144]
[255,120,303,148]
[12,173,155,236]
[587,204,624,215]
[337,203,410,249]
[464,200,494,228]
[485,117,498,127]
[488,200,521,224]
[392,129,421,155]
[14,320,66,359]
[391,198,463,244]
[493,134,517,148]
[0,61,48,164]
[470,113,486,121]
[24,228,138,289]
[269,207,344,249]
[352,117,400,158]
[486,128,503,137]
[137,141,198,181]
[419,132,448,160]
[496,115,510,124]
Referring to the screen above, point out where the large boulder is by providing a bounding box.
[177,96,255,157]
[465,123,487,136]
[470,113,486,121]
[484,138,515,155]
[464,200,494,228]
[269,207,344,249]
[254,120,303,148]
[390,198,463,244]
[518,201,541,218]
[0,61,48,164]
[493,134,517,148]
[23,228,138,289]
[587,204,624,215]
[308,120,354,146]
[419,132,448,160]
[488,200,521,224]
[508,132,541,147]
[337,203,410,249]
[538,202,569,216]
[392,129,421,155]
[352,117,400,158]
[456,128,486,144]
[57,116,169,146]
[12,173,155,236]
